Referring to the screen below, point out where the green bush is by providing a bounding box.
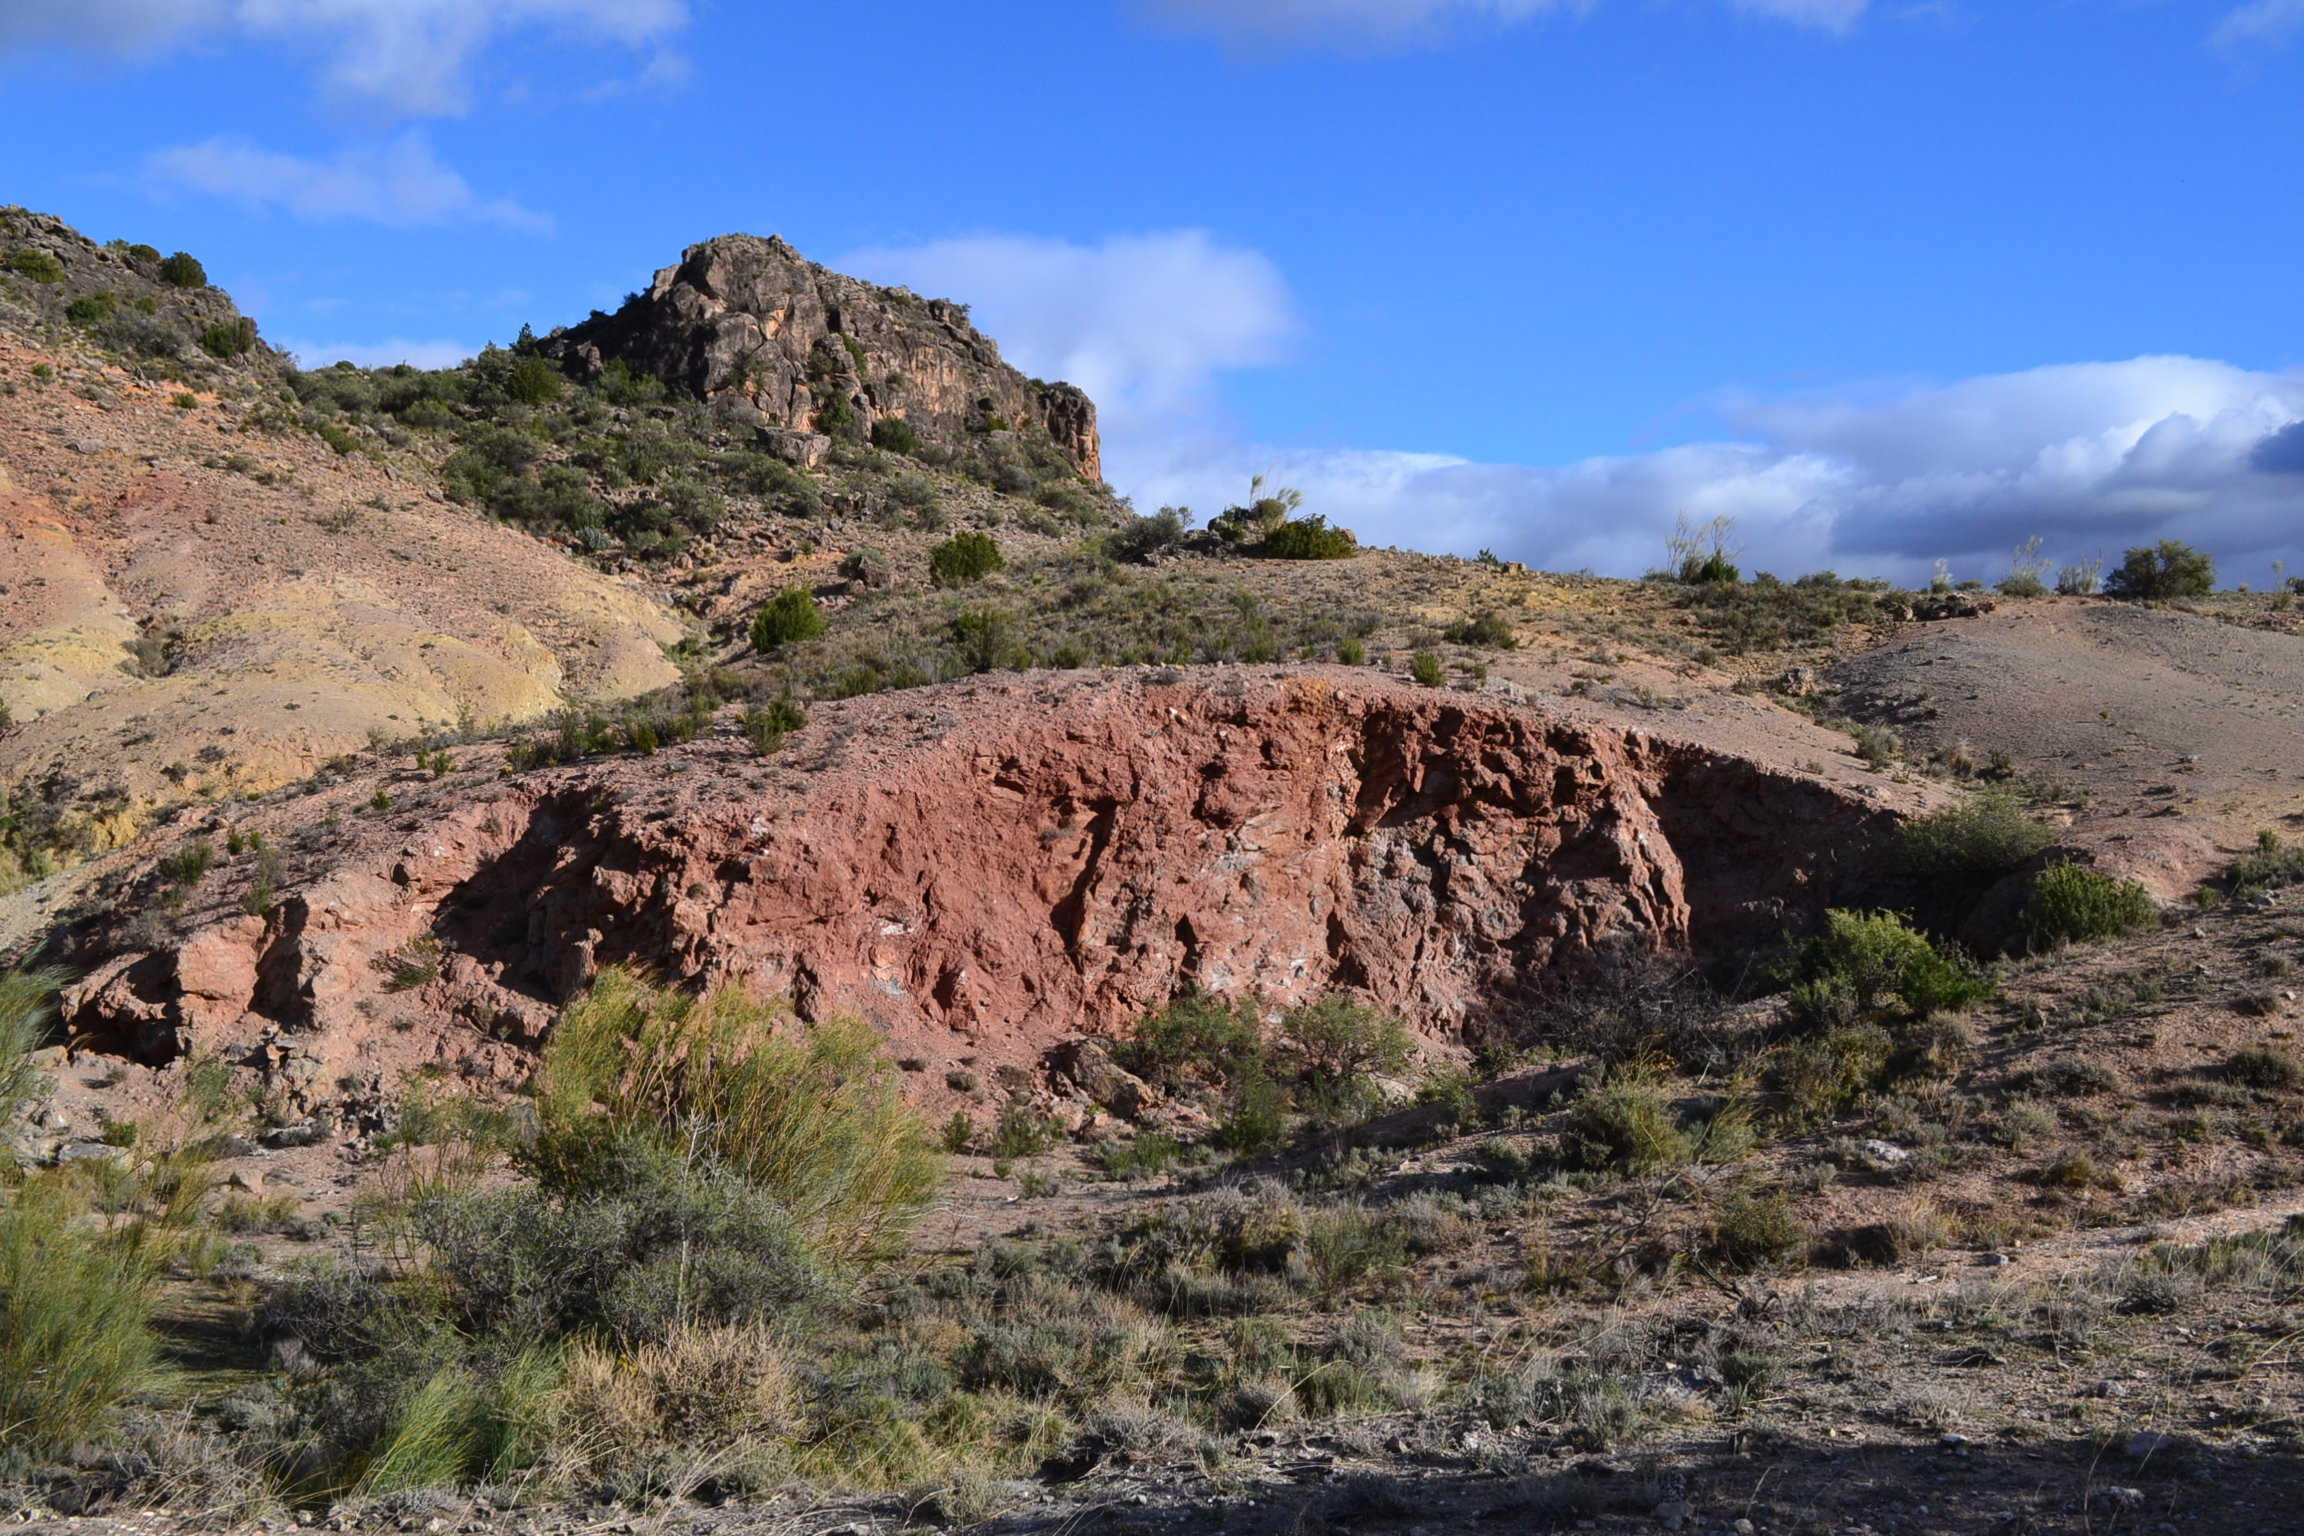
[1894,789,2052,876]
[929,531,1006,588]
[1443,611,1517,648]
[3,249,65,284]
[742,694,807,754]
[158,251,206,288]
[1773,1023,1893,1125]
[870,416,919,454]
[1274,997,1414,1123]
[1711,1190,1809,1269]
[1409,651,1445,687]
[0,1178,164,1456]
[1780,910,1989,1029]
[533,968,941,1266]
[1564,1068,1691,1173]
[2227,1047,2304,1093]
[505,354,564,406]
[1679,552,1740,585]
[750,586,826,652]
[1259,515,1357,560]
[199,317,257,359]
[66,292,116,324]
[1117,991,1265,1095]
[2105,540,2215,600]
[2019,862,2157,950]
[1335,637,1366,666]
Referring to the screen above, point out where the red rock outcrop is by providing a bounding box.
[61,669,1914,1112]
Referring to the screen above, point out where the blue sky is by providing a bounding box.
[5,0,2304,585]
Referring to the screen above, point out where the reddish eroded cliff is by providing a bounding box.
[60,669,1922,1115]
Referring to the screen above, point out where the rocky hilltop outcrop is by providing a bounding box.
[0,207,274,375]
[58,668,1928,1122]
[542,234,1101,478]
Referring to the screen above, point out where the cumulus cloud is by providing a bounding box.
[145,133,552,232]
[1138,0,1864,47]
[1120,357,2304,588]
[275,336,475,370]
[2211,0,2304,51]
[836,230,1299,431]
[0,0,686,114]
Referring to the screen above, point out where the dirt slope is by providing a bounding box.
[1827,599,2304,892]
[0,333,685,884]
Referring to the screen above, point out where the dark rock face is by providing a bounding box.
[544,234,1101,480]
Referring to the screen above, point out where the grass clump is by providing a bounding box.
[2019,861,2157,950]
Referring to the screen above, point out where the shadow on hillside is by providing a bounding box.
[979,1427,2295,1536]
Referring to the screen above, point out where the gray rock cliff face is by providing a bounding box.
[544,234,1101,479]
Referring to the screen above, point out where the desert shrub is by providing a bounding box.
[1773,1024,1894,1125]
[158,251,207,288]
[2106,540,2214,599]
[504,353,564,406]
[929,531,1005,588]
[1117,991,1265,1095]
[4,249,66,284]
[1409,651,1445,687]
[2231,832,2304,898]
[1780,910,1990,1029]
[1274,997,1414,1123]
[1711,1190,1809,1269]
[1336,637,1366,665]
[750,586,826,652]
[157,837,216,889]
[1260,515,1357,560]
[840,546,891,589]
[1564,1067,1692,1173]
[66,291,116,324]
[742,694,807,754]
[0,1179,165,1456]
[2017,1057,2121,1097]
[869,415,918,455]
[0,969,63,1117]
[949,605,1028,671]
[1107,506,1190,564]
[404,1159,823,1345]
[533,969,940,1266]
[554,1326,790,1498]
[2020,862,2157,950]
[199,317,257,359]
[1443,610,1517,648]
[1895,790,2051,876]
[2228,1047,2304,1093]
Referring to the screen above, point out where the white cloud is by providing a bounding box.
[836,230,1299,431]
[0,0,685,115]
[1138,0,1864,47]
[275,336,474,370]
[1119,357,2304,588]
[145,133,552,233]
[2211,0,2304,51]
